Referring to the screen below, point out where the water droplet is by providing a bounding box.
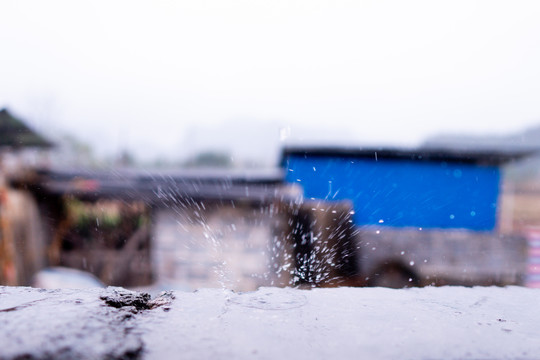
[279,126,291,141]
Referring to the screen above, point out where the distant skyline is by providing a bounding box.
[2,1,540,166]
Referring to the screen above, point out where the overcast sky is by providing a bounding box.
[1,1,540,165]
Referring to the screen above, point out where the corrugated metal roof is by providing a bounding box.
[34,167,287,204]
[281,146,535,166]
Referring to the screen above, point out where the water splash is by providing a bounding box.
[153,178,360,291]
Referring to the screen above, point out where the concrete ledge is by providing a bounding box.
[1,286,540,359]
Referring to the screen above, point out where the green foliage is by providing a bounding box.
[184,151,232,168]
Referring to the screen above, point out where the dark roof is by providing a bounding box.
[0,108,53,148]
[281,146,536,166]
[33,167,286,204]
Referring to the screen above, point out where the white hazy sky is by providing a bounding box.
[1,1,540,165]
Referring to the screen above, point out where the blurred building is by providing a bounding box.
[281,146,534,287]
[0,108,53,285]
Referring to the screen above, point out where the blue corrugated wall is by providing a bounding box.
[284,155,501,231]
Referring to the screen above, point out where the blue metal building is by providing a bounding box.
[281,147,527,231]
